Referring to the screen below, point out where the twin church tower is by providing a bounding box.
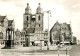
[23,3,44,32]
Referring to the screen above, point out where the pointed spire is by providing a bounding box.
[26,3,30,9]
[25,3,31,14]
[36,3,43,14]
[38,3,40,7]
[27,3,29,8]
[37,3,41,10]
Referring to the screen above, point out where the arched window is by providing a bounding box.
[27,24,28,27]
[39,24,40,27]
[38,15,40,20]
[27,16,28,21]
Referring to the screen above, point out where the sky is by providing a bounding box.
[0,0,80,40]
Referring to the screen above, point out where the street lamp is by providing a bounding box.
[44,10,51,50]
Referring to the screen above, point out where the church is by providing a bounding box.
[23,3,43,32]
[14,3,48,47]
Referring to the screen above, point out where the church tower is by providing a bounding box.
[23,3,32,30]
[35,3,43,31]
[23,3,44,33]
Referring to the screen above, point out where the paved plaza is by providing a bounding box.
[70,44,80,56]
[0,45,72,56]
[0,50,69,56]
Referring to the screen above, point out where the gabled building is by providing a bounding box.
[0,16,8,45]
[0,15,15,48]
[50,21,72,45]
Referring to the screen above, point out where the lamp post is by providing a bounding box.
[44,10,51,50]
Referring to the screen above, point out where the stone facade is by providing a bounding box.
[0,16,8,45]
[19,3,46,47]
[0,15,15,48]
[50,21,72,45]
[23,3,43,32]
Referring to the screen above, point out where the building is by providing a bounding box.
[50,21,72,45]
[14,29,48,47]
[21,3,46,47]
[29,30,48,46]
[23,3,43,32]
[0,15,15,48]
[0,16,8,46]
[14,29,21,45]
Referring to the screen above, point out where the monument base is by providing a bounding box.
[1,40,14,49]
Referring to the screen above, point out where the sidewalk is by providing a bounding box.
[0,51,69,56]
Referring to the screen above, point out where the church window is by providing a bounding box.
[39,24,40,27]
[27,24,28,27]
[27,16,28,21]
[38,15,40,20]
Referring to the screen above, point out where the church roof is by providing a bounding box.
[25,3,31,10]
[36,3,43,13]
[50,21,61,32]
[27,28,35,33]
[37,3,42,10]
[0,16,6,22]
